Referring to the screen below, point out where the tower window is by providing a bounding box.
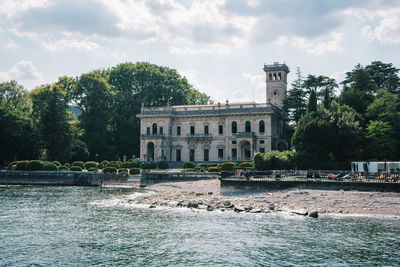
[278,73,282,80]
[273,73,277,80]
[269,73,272,80]
[152,123,157,134]
[159,127,163,135]
[146,127,150,134]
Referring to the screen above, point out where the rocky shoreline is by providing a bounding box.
[126,179,400,217]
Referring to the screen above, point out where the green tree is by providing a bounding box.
[365,121,397,160]
[283,67,307,125]
[366,89,400,130]
[186,87,214,105]
[365,61,399,90]
[0,80,32,113]
[307,90,317,113]
[74,71,113,160]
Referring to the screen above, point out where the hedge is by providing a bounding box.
[118,168,129,173]
[208,163,218,167]
[43,162,58,171]
[196,163,208,169]
[26,160,44,171]
[107,161,120,168]
[183,161,195,169]
[87,167,98,172]
[59,166,69,171]
[158,161,169,169]
[52,161,61,166]
[181,168,195,172]
[64,163,70,167]
[208,167,220,172]
[15,161,29,170]
[72,161,85,169]
[141,162,156,169]
[239,162,253,169]
[221,162,235,171]
[85,161,97,169]
[130,168,141,174]
[100,160,109,166]
[104,167,117,173]
[70,166,83,172]
[120,162,139,169]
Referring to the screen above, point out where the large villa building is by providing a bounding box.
[137,62,290,162]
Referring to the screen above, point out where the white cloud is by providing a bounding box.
[276,32,343,55]
[41,39,100,52]
[362,10,400,44]
[0,0,49,17]
[0,61,44,90]
[330,70,348,84]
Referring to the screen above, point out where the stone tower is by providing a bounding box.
[263,62,290,109]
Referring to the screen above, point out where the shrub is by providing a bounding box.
[130,168,141,175]
[64,163,70,167]
[104,167,117,173]
[59,165,69,171]
[181,168,195,172]
[120,162,139,169]
[221,162,235,171]
[26,160,45,171]
[141,162,156,169]
[100,160,109,166]
[70,166,83,172]
[253,153,265,170]
[196,163,208,169]
[158,161,169,169]
[208,167,220,172]
[208,163,218,167]
[87,167,98,172]
[85,161,97,169]
[118,168,129,174]
[15,160,29,170]
[52,161,61,166]
[43,162,58,171]
[72,161,85,169]
[107,161,120,168]
[239,162,253,169]
[183,161,195,169]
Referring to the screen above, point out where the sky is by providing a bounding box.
[0,0,400,103]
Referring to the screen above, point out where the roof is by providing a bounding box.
[263,62,290,73]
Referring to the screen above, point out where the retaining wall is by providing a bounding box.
[141,171,218,186]
[220,179,400,193]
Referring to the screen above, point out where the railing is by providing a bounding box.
[234,132,255,137]
[186,134,212,139]
[140,134,169,139]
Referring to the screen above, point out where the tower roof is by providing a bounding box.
[263,62,290,73]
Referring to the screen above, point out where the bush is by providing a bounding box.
[196,163,208,169]
[120,162,139,168]
[72,161,85,169]
[43,162,58,171]
[107,161,120,168]
[158,161,169,169]
[100,160,109,166]
[130,168,141,174]
[118,168,129,174]
[221,162,235,171]
[70,166,83,172]
[208,167,220,172]
[59,165,69,171]
[64,163,70,167]
[26,160,45,171]
[253,153,265,170]
[52,161,61,166]
[15,160,29,170]
[87,167,98,172]
[239,162,253,169]
[183,161,195,169]
[181,168,195,172]
[208,163,218,167]
[104,167,117,173]
[85,161,97,169]
[141,162,156,169]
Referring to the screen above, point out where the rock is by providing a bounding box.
[223,200,231,207]
[187,201,199,208]
[208,192,213,195]
[308,211,319,218]
[234,206,245,213]
[268,204,275,211]
[195,193,204,196]
[245,206,253,212]
[149,204,156,208]
[291,210,308,216]
[249,208,262,213]
[207,205,214,211]
[198,205,208,209]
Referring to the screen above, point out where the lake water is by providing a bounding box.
[1,186,399,266]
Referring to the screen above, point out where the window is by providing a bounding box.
[278,73,282,80]
[232,140,237,144]
[260,140,264,144]
[218,149,224,159]
[218,125,223,134]
[269,73,272,80]
[260,148,265,154]
[204,125,209,135]
[176,149,181,161]
[190,126,195,135]
[177,126,181,136]
[245,121,251,132]
[159,127,163,135]
[204,149,209,162]
[232,148,237,159]
[190,149,195,162]
[146,127,150,134]
[152,123,157,134]
[232,121,237,134]
[259,120,265,133]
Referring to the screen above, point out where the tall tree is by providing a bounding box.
[307,90,317,113]
[283,67,307,125]
[0,80,32,113]
[365,121,397,160]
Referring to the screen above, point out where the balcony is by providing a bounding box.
[186,134,212,140]
[140,134,168,139]
[234,132,256,138]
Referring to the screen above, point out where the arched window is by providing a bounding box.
[259,120,265,133]
[278,73,282,80]
[245,121,251,132]
[232,121,237,134]
[152,123,157,134]
[269,73,272,80]
[273,73,277,80]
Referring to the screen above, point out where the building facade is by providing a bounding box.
[137,62,289,162]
